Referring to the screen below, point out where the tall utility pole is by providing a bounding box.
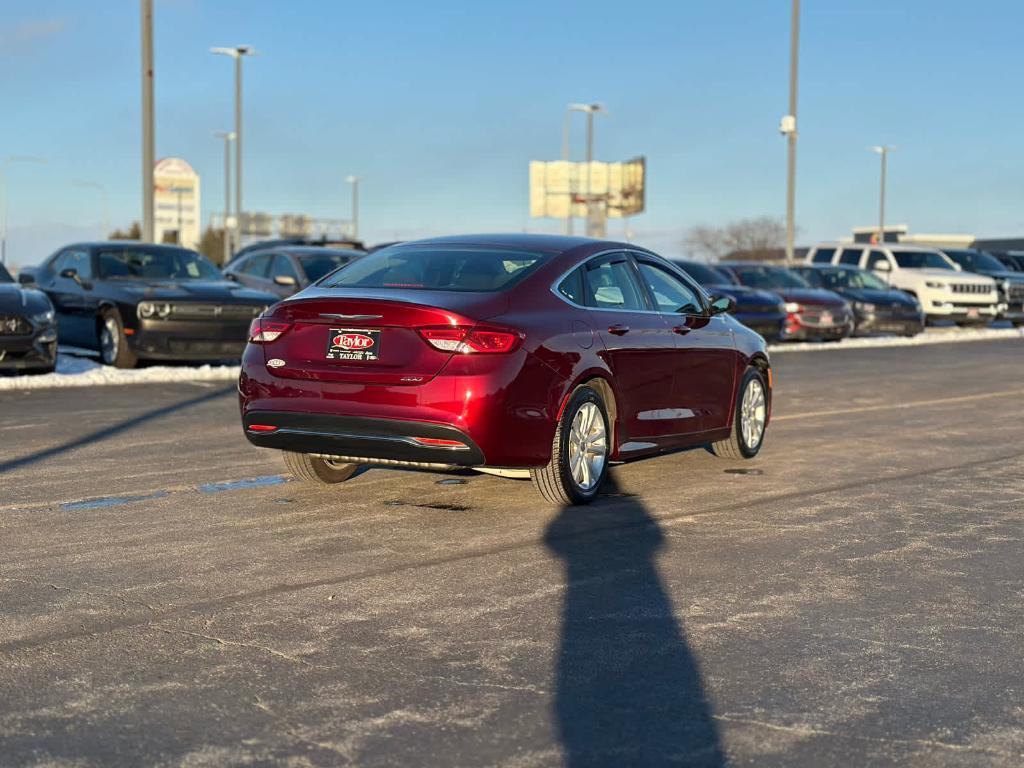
[140,0,155,243]
[346,176,360,240]
[781,0,800,265]
[214,130,235,262]
[1,155,47,265]
[870,145,896,245]
[211,45,255,252]
[568,103,606,238]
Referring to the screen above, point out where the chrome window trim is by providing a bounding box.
[548,248,711,317]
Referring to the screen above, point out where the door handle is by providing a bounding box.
[607,324,630,336]
[672,325,692,335]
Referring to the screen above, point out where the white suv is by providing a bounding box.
[806,243,998,325]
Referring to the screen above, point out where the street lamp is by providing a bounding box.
[211,45,256,243]
[346,175,360,240]
[780,0,800,265]
[71,180,109,240]
[567,103,607,237]
[1,155,47,265]
[214,130,236,262]
[870,145,896,245]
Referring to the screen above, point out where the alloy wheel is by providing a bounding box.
[100,317,119,364]
[740,379,766,450]
[568,401,607,491]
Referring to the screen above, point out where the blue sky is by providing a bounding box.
[2,0,1023,266]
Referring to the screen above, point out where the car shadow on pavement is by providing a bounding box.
[544,476,725,767]
[0,384,236,475]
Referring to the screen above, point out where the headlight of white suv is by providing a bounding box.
[925,281,946,289]
[30,309,55,324]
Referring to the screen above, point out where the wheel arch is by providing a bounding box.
[556,371,620,455]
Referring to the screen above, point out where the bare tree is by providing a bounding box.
[683,217,789,262]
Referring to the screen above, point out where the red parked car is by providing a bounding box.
[239,235,772,504]
[718,262,854,342]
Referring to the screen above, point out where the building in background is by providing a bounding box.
[154,158,201,250]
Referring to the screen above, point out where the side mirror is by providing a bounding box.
[59,268,78,280]
[17,272,35,285]
[874,261,891,272]
[709,295,735,315]
[274,274,298,287]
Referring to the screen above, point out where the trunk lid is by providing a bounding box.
[262,288,509,385]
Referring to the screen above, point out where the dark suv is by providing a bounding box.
[940,249,1024,327]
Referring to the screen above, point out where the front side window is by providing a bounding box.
[240,253,272,277]
[866,251,890,270]
[583,259,646,311]
[271,254,300,282]
[636,261,702,314]
[323,245,546,292]
[54,249,93,279]
[97,247,220,280]
[811,248,836,263]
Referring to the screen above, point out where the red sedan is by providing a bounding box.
[239,235,771,504]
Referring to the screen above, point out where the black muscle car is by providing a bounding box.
[0,262,57,373]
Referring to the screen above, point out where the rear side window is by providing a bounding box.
[866,250,889,270]
[839,248,863,265]
[811,248,835,263]
[557,267,585,305]
[323,246,547,292]
[584,259,646,311]
[271,255,299,281]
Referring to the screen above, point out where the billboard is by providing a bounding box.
[529,156,645,219]
[154,157,201,250]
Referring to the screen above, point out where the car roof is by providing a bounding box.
[391,233,630,255]
[67,241,200,254]
[811,242,941,253]
[718,261,790,269]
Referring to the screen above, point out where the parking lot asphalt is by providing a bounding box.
[1,338,1023,767]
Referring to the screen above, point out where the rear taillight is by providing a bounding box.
[248,319,291,343]
[418,325,522,354]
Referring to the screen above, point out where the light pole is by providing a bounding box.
[780,0,800,265]
[346,175,360,240]
[211,45,256,245]
[71,180,109,240]
[1,155,47,265]
[568,103,607,238]
[141,0,155,242]
[870,145,896,245]
[214,130,235,262]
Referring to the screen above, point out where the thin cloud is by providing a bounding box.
[0,16,71,52]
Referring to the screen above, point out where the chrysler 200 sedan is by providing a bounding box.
[239,235,771,505]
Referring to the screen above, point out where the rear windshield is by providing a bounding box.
[674,260,728,286]
[322,245,547,292]
[892,251,955,270]
[728,265,810,290]
[0,264,12,283]
[97,247,222,280]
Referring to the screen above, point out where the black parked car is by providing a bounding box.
[230,236,365,262]
[792,264,924,336]
[20,242,277,368]
[989,251,1024,273]
[0,263,57,373]
[939,249,1024,327]
[672,259,786,340]
[223,246,365,299]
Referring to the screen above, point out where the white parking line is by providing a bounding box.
[774,388,1024,422]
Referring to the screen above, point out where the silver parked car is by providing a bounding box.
[224,246,365,298]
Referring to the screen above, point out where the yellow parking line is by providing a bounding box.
[774,388,1024,422]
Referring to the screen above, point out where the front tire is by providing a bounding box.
[711,367,768,460]
[283,451,358,484]
[99,310,138,369]
[531,385,610,505]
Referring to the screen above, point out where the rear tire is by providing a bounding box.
[531,385,609,505]
[283,451,358,484]
[711,367,768,460]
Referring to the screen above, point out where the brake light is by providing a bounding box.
[248,319,291,343]
[418,326,522,354]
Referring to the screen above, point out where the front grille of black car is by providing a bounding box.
[0,315,31,335]
[799,306,850,327]
[167,303,264,321]
[951,283,992,295]
[1007,284,1024,302]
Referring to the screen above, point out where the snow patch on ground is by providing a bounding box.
[769,327,1024,353]
[0,351,239,391]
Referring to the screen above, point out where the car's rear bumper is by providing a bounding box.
[242,411,486,467]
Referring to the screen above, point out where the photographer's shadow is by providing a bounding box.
[544,478,724,767]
